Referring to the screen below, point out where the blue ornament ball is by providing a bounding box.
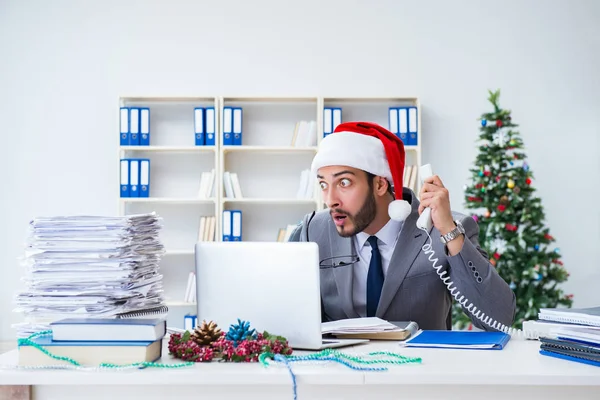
[481,119,487,127]
[554,248,560,253]
[534,244,540,251]
[478,171,484,177]
[523,163,529,172]
[509,282,516,290]
[509,161,514,166]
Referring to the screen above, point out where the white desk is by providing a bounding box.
[1,338,599,400]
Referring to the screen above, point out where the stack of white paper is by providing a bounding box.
[321,317,401,335]
[13,213,166,337]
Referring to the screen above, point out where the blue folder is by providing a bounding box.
[401,330,511,350]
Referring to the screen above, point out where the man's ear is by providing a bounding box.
[374,176,390,196]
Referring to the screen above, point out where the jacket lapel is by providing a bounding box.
[376,190,432,317]
[327,219,360,319]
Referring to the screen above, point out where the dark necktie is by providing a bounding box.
[366,236,384,317]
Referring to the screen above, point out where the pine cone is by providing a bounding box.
[191,320,222,346]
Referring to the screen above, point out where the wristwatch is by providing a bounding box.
[440,220,465,244]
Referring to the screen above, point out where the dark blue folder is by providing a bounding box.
[401,330,511,350]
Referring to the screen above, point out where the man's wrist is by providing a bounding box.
[438,221,457,236]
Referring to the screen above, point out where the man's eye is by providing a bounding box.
[339,178,351,187]
[319,182,328,190]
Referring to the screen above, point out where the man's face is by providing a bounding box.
[317,166,377,237]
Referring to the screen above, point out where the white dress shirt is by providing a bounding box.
[352,218,404,317]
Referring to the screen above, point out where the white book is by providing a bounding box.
[294,121,308,148]
[306,120,317,147]
[184,271,194,302]
[223,171,235,198]
[197,172,208,198]
[230,172,243,199]
[304,169,315,199]
[198,216,206,241]
[208,216,216,241]
[207,169,215,198]
[296,170,309,199]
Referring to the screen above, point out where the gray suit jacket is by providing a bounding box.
[289,188,516,331]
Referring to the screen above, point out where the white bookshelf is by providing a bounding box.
[117,96,421,327]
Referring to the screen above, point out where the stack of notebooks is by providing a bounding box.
[18,318,166,366]
[535,306,600,367]
[13,213,168,338]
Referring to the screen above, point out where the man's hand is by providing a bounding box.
[418,175,464,255]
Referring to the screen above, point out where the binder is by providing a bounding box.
[231,210,242,241]
[400,330,511,350]
[222,107,233,145]
[398,107,408,144]
[129,159,140,197]
[139,159,150,197]
[205,107,215,146]
[323,107,333,137]
[129,108,140,146]
[407,106,418,146]
[388,108,399,136]
[184,315,197,331]
[194,107,205,146]
[332,107,342,131]
[120,107,129,146]
[222,210,232,241]
[140,107,150,146]
[120,159,130,197]
[233,107,243,146]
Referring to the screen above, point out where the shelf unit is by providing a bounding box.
[117,96,421,326]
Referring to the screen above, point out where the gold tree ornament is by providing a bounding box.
[191,320,222,346]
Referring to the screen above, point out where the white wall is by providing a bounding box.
[1,0,599,340]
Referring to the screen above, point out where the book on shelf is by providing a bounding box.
[296,169,315,199]
[277,224,300,242]
[197,169,215,199]
[184,272,196,303]
[198,216,216,241]
[223,171,243,199]
[290,120,317,147]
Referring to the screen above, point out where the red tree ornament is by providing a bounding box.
[496,120,503,127]
[497,204,506,212]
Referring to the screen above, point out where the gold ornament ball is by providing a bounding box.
[507,180,515,189]
[500,195,509,205]
[484,210,491,218]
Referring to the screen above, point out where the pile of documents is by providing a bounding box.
[13,213,166,338]
[322,317,418,340]
[535,306,600,367]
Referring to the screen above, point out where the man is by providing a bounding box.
[289,121,516,331]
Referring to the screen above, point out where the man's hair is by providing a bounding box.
[366,172,394,196]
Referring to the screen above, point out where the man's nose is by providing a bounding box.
[325,189,340,209]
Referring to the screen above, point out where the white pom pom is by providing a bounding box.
[388,200,411,221]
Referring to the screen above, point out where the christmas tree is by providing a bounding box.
[453,89,573,330]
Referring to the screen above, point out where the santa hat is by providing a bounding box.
[311,121,411,221]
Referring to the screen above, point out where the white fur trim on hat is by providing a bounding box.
[310,131,392,182]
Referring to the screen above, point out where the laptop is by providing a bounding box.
[194,241,368,350]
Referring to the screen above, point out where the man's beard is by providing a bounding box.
[333,189,377,238]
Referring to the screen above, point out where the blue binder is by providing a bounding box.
[194,107,205,146]
[402,330,511,350]
[205,107,215,146]
[119,107,129,146]
[332,107,342,131]
[129,108,140,146]
[323,107,333,137]
[129,159,140,197]
[388,107,399,136]
[233,107,243,146]
[184,315,197,331]
[222,107,233,145]
[120,159,129,197]
[222,210,232,241]
[231,210,242,241]
[139,159,150,197]
[407,106,418,146]
[140,107,150,146]
[398,107,408,144]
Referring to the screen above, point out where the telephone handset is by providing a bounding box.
[416,164,534,339]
